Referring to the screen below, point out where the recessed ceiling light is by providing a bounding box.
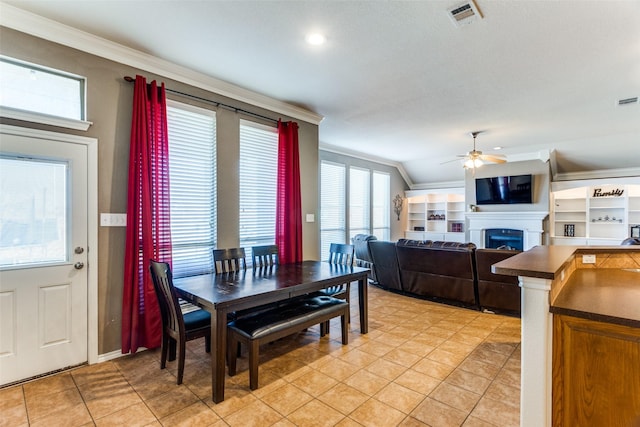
[305,33,326,46]
[493,146,503,150]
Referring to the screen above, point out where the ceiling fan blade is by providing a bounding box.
[480,154,507,163]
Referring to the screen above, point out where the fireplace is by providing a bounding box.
[465,211,549,251]
[485,228,523,251]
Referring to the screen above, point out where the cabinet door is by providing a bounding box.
[553,315,640,427]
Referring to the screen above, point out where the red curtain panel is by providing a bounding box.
[122,75,173,354]
[276,120,303,264]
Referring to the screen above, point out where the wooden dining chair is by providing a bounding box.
[149,260,211,385]
[319,243,355,331]
[251,244,279,267]
[212,247,247,273]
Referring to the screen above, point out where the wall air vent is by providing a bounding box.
[617,97,638,106]
[447,0,483,28]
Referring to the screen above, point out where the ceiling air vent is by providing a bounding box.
[447,0,483,28]
[617,97,638,106]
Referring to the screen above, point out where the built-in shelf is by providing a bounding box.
[550,180,640,245]
[405,188,465,242]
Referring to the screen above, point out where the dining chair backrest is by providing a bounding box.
[149,260,184,336]
[328,243,355,266]
[213,247,247,274]
[251,245,279,267]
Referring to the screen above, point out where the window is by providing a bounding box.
[167,101,216,277]
[0,56,90,130]
[320,160,391,257]
[239,120,278,265]
[320,161,346,261]
[349,167,370,239]
[372,171,391,240]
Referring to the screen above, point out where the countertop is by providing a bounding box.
[550,269,640,328]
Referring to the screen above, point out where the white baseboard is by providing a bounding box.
[97,347,148,364]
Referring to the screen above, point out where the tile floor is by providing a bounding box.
[0,284,521,427]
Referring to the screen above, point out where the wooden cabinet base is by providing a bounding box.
[553,314,640,427]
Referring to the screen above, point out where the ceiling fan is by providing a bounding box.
[447,131,507,169]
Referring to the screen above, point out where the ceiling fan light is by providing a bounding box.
[464,158,475,169]
[474,158,484,167]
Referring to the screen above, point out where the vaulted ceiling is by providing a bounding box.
[3,0,639,186]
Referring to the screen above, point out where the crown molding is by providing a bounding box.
[553,167,640,182]
[0,3,323,125]
[319,143,414,187]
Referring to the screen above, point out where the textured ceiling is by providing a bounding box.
[3,0,640,185]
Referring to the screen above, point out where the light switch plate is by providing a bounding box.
[582,254,596,264]
[100,213,127,227]
[306,214,315,223]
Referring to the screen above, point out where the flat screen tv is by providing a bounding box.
[475,174,533,205]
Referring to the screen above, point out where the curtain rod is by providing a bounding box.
[124,76,278,125]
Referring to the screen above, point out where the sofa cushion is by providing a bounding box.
[396,241,477,306]
[475,249,521,314]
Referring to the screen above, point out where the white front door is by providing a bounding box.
[0,130,89,385]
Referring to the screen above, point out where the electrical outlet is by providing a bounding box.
[100,213,127,227]
[582,254,596,264]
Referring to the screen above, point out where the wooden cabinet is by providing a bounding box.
[552,314,640,427]
[405,189,465,241]
[550,180,640,245]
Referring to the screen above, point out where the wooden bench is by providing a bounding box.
[227,295,349,390]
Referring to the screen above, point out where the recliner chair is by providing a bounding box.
[352,234,378,283]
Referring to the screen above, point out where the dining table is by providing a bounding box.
[173,260,370,403]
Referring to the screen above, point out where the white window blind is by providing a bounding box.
[239,120,277,265]
[373,171,391,240]
[349,167,370,240]
[167,102,216,277]
[320,161,346,261]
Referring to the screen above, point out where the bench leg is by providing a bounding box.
[249,340,260,390]
[341,311,349,345]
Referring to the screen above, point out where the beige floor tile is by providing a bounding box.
[349,398,406,427]
[430,382,481,413]
[287,399,345,427]
[207,386,257,418]
[411,357,455,380]
[374,382,425,414]
[394,369,441,395]
[343,369,389,396]
[356,340,395,357]
[159,401,221,427]
[260,383,313,415]
[85,386,142,420]
[25,387,84,422]
[471,396,520,427]
[76,370,131,401]
[317,382,369,415]
[457,358,501,380]
[224,399,283,427]
[445,369,492,395]
[411,397,468,427]
[426,348,468,368]
[483,381,520,408]
[383,347,423,368]
[290,369,339,396]
[29,402,92,427]
[462,416,498,426]
[365,358,407,381]
[23,373,76,399]
[316,357,361,382]
[144,385,199,419]
[337,348,380,368]
[94,401,157,427]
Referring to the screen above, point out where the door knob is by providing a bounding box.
[74,262,85,270]
[75,247,84,254]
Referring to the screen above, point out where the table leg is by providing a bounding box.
[358,276,368,334]
[211,308,227,403]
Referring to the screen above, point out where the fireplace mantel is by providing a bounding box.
[466,211,549,250]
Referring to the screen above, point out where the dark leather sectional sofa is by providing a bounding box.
[354,236,521,315]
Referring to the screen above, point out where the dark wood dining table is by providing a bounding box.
[173,260,369,403]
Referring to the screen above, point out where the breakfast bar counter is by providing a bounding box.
[492,245,640,427]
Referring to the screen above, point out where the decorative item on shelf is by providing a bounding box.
[429,214,435,220]
[414,226,425,231]
[564,224,575,237]
[469,204,478,212]
[393,194,403,221]
[631,225,640,238]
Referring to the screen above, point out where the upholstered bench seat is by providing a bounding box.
[227,295,349,389]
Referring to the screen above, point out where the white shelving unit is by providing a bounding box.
[551,180,640,246]
[405,189,465,242]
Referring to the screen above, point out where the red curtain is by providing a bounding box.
[122,75,172,354]
[276,120,303,264]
